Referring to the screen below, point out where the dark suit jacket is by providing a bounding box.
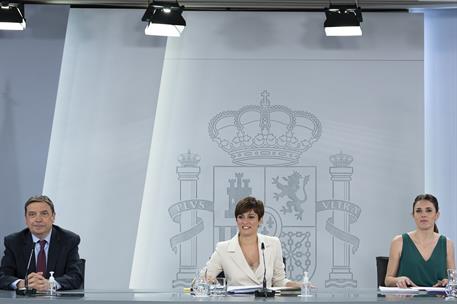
[0,225,83,290]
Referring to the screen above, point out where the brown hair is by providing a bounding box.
[24,195,55,215]
[413,193,439,233]
[235,196,264,220]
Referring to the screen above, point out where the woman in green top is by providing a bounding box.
[385,194,455,287]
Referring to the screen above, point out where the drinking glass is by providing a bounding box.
[192,269,209,297]
[209,277,226,296]
[445,269,457,298]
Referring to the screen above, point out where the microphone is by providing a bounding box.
[16,242,37,296]
[254,242,275,297]
[261,242,267,290]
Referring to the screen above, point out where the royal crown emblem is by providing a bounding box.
[208,90,322,165]
[178,150,201,167]
[330,151,354,167]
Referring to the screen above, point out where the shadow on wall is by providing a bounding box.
[67,8,167,48]
[0,4,70,252]
[216,12,277,51]
[0,81,23,252]
[213,11,363,52]
[0,5,70,40]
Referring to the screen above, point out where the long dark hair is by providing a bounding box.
[413,194,439,233]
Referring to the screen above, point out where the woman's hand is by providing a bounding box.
[285,280,316,289]
[395,276,416,288]
[285,281,302,288]
[433,279,448,287]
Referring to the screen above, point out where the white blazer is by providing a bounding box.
[205,233,289,287]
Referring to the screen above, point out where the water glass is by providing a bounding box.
[446,269,457,298]
[209,278,226,296]
[192,269,210,297]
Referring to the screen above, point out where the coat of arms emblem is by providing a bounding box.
[169,91,361,288]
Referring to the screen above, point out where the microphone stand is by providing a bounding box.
[254,242,275,298]
[16,243,37,296]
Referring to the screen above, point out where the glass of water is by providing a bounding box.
[192,269,210,297]
[446,269,457,298]
[209,277,226,296]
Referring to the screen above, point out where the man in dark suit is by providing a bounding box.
[0,195,82,291]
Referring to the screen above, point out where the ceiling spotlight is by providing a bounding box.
[324,4,362,36]
[0,2,26,30]
[142,1,186,37]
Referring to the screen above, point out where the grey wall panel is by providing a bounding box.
[424,9,457,242]
[0,5,69,253]
[43,8,166,289]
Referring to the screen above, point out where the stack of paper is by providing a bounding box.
[378,286,446,294]
[271,286,301,296]
[226,285,302,295]
[227,285,261,294]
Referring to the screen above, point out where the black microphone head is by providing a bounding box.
[261,242,265,250]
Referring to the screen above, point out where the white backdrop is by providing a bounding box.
[130,11,424,289]
[43,8,167,289]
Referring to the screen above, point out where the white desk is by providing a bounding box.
[0,288,449,304]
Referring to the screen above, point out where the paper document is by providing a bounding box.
[227,285,302,295]
[271,286,301,296]
[271,286,301,291]
[379,286,445,294]
[227,285,261,294]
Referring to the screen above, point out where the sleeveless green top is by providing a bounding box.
[397,233,447,286]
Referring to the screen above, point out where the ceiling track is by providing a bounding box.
[19,0,457,10]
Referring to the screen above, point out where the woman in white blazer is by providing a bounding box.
[205,197,301,288]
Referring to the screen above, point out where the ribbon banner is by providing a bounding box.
[316,200,361,253]
[168,199,213,253]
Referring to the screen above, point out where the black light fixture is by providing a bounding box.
[142,1,186,37]
[324,4,362,36]
[0,2,26,30]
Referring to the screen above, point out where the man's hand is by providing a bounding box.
[433,279,448,287]
[27,272,50,292]
[16,280,25,289]
[395,276,416,288]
